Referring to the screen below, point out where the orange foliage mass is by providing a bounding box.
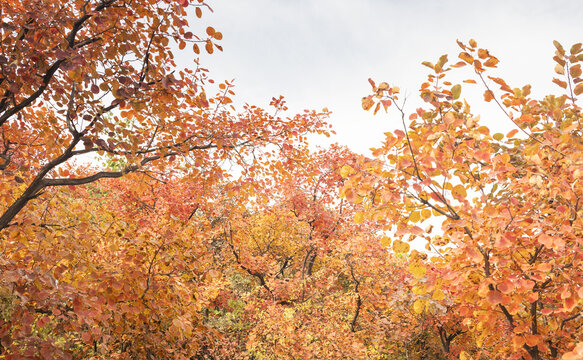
[0,0,582,359]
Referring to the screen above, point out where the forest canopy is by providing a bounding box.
[0,0,582,359]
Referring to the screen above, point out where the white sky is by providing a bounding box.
[185,0,583,155]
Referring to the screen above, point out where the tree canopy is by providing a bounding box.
[0,1,581,359]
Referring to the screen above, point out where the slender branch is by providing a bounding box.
[0,0,119,126]
[348,260,362,332]
[476,71,564,157]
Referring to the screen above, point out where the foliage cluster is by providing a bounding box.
[0,0,581,359]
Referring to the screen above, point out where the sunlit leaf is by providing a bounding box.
[413,299,425,314]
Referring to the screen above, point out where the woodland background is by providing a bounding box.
[0,1,582,359]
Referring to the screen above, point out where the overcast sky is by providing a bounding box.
[185,0,583,155]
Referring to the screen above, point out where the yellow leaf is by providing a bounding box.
[432,288,445,300]
[421,209,431,220]
[354,212,364,224]
[412,285,426,295]
[459,351,472,360]
[409,211,421,223]
[452,184,467,197]
[378,82,390,91]
[380,236,391,247]
[555,64,565,75]
[493,133,504,141]
[409,265,427,279]
[340,165,354,178]
[392,240,410,253]
[413,299,425,314]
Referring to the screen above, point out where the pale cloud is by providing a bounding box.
[183,0,583,154]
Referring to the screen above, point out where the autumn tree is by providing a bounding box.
[0,0,335,357]
[347,40,583,359]
[0,0,333,230]
[0,102,332,358]
[186,145,416,359]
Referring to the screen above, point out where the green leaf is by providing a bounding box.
[436,54,448,69]
[451,84,462,100]
[421,61,435,70]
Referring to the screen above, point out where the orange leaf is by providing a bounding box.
[563,343,583,360]
[498,280,514,294]
[524,334,540,347]
[362,96,374,111]
[570,64,582,78]
[373,102,381,115]
[506,129,519,138]
[484,57,499,67]
[451,61,467,68]
[378,82,390,91]
[488,76,512,92]
[205,40,213,54]
[552,78,568,89]
[381,99,392,111]
[459,52,474,64]
[564,296,577,311]
[486,290,503,305]
[512,336,525,351]
[477,48,489,59]
[570,43,583,55]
